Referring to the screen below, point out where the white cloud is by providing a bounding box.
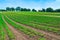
[44,0,60,9]
[56,0,60,1]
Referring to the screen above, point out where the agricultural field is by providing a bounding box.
[0,11,60,40]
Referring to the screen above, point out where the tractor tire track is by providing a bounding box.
[4,29,9,40]
[15,22,60,40]
[5,16,60,40]
[2,16,32,40]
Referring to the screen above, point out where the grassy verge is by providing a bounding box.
[0,13,15,40]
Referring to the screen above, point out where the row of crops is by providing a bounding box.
[3,12,60,35]
[4,12,60,35]
[2,11,60,40]
[0,12,47,40]
[0,14,6,40]
[3,14,46,40]
[0,13,15,40]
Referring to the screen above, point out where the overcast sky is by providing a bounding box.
[0,0,60,10]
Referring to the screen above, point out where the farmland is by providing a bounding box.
[0,11,60,40]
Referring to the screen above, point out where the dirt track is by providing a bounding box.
[3,16,60,40]
[2,16,32,40]
[14,21,60,40]
[4,29,9,40]
[6,16,60,40]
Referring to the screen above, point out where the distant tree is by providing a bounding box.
[0,9,6,11]
[20,8,25,11]
[23,8,27,11]
[55,9,60,12]
[6,7,11,11]
[32,9,37,12]
[27,9,31,11]
[20,8,31,11]
[38,10,42,12]
[46,7,53,12]
[16,7,21,11]
[42,8,45,12]
[10,7,15,11]
[21,8,24,11]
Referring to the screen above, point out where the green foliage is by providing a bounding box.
[55,9,60,12]
[2,11,60,40]
[0,13,15,40]
[0,14,6,40]
[32,9,37,12]
[0,7,60,12]
[46,7,53,12]
[16,7,21,11]
[3,14,47,40]
[42,8,45,12]
[4,12,60,35]
[6,7,11,11]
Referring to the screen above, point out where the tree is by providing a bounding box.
[38,10,42,12]
[46,7,53,12]
[23,8,27,11]
[16,7,21,11]
[42,8,45,12]
[6,7,11,11]
[20,8,24,11]
[20,8,31,11]
[0,9,6,11]
[55,9,60,12]
[20,8,23,11]
[32,9,37,12]
[27,9,31,11]
[10,7,15,11]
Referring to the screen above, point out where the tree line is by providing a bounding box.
[0,7,60,12]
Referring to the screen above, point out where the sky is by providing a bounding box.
[0,0,60,10]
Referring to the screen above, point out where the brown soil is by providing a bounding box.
[4,29,9,40]
[15,22,60,40]
[31,21,60,30]
[2,16,36,40]
[4,16,60,40]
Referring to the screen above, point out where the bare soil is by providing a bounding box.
[2,16,37,40]
[4,29,9,40]
[16,22,60,40]
[4,16,60,40]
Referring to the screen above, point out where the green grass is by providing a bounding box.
[4,11,60,28]
[2,19,15,40]
[0,13,15,40]
[2,11,60,40]
[0,26,6,40]
[3,14,46,40]
[0,13,7,40]
[4,12,60,35]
